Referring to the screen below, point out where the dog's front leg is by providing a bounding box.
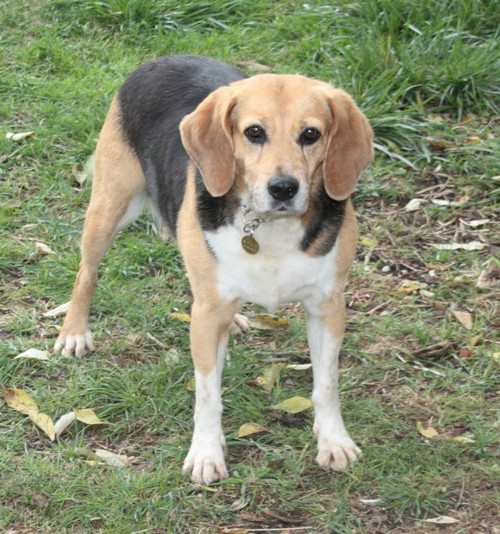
[183,300,236,485]
[305,294,361,471]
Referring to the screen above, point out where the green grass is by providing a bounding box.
[1,0,499,532]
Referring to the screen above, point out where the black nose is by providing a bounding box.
[268,175,299,201]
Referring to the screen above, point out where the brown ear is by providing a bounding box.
[180,86,237,197]
[322,88,373,200]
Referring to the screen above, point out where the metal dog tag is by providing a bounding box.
[242,234,259,254]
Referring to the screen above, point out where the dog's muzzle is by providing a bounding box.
[267,175,299,202]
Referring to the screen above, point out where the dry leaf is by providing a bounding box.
[397,280,427,294]
[169,312,191,323]
[237,422,269,438]
[460,219,490,228]
[422,516,459,524]
[287,363,312,371]
[35,242,56,255]
[271,396,313,414]
[431,195,469,207]
[405,198,425,212]
[14,349,50,361]
[452,310,473,330]
[29,411,56,441]
[42,301,70,318]
[74,408,105,425]
[491,352,500,363]
[54,411,77,437]
[6,131,34,141]
[256,363,285,393]
[452,434,475,444]
[94,449,132,467]
[251,314,289,330]
[432,241,486,251]
[416,421,438,439]
[3,387,39,414]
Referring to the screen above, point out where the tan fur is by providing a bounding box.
[176,166,238,375]
[181,74,373,206]
[56,97,146,353]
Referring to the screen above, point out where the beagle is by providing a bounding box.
[54,55,373,485]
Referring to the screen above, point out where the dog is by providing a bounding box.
[54,55,373,485]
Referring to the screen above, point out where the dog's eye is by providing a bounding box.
[244,125,267,144]
[299,127,321,145]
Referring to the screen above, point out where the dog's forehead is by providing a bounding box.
[230,74,332,125]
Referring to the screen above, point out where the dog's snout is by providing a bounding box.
[268,175,299,201]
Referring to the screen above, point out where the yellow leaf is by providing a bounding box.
[360,236,378,248]
[451,310,473,330]
[6,131,34,141]
[3,387,39,414]
[252,314,289,330]
[94,449,133,467]
[237,422,269,438]
[255,363,285,393]
[169,312,191,323]
[452,434,475,444]
[397,280,427,294]
[416,421,438,439]
[74,408,105,425]
[186,378,196,391]
[29,410,56,441]
[271,396,313,414]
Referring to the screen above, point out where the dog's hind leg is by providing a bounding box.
[54,97,147,356]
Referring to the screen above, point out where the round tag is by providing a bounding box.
[241,235,259,254]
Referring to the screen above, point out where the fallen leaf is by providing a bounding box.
[405,198,425,212]
[42,301,70,318]
[432,241,487,251]
[74,408,106,425]
[169,312,191,323]
[251,314,289,330]
[359,498,383,506]
[6,131,34,141]
[54,411,77,437]
[464,136,481,144]
[416,421,438,439]
[467,335,482,348]
[360,236,378,247]
[35,242,56,255]
[458,347,472,359]
[422,516,459,524]
[431,195,469,207]
[14,349,50,361]
[256,363,285,393]
[287,363,312,371]
[452,434,476,444]
[94,449,132,467]
[3,387,39,414]
[237,422,269,438]
[397,280,428,294]
[451,310,473,330]
[460,218,490,228]
[186,378,196,391]
[271,396,313,414]
[29,411,56,441]
[491,352,500,363]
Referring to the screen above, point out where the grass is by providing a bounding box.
[1,0,499,532]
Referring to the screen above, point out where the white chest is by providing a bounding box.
[205,217,337,310]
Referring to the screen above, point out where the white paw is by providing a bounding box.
[183,436,228,485]
[54,331,95,357]
[316,433,362,471]
[229,313,250,334]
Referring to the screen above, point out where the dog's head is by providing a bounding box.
[180,74,373,215]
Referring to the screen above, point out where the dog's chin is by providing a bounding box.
[250,200,306,218]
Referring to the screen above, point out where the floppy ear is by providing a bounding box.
[180,86,237,197]
[322,88,373,200]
